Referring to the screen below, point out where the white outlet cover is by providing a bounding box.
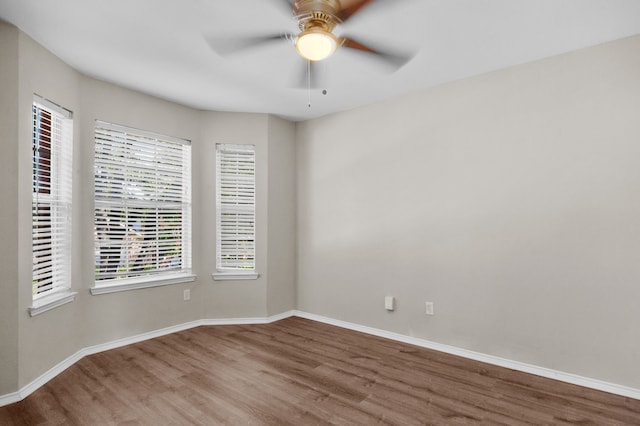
[385,296,395,311]
[425,301,434,315]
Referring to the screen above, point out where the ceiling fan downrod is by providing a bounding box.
[293,0,342,31]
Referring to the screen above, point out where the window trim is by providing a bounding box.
[90,272,196,295]
[212,271,259,281]
[92,121,193,292]
[30,95,74,313]
[29,290,78,317]
[215,143,257,273]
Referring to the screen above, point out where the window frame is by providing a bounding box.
[29,95,77,316]
[213,143,258,281]
[92,121,194,294]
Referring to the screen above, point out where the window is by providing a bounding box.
[215,144,256,275]
[31,96,75,314]
[93,121,192,293]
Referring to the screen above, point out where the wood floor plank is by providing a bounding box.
[1,316,639,425]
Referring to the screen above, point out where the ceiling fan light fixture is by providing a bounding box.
[296,28,338,61]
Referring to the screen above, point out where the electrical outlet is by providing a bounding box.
[385,296,395,311]
[425,301,434,316]
[183,289,190,301]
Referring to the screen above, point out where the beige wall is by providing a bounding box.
[0,23,20,395]
[267,115,297,316]
[1,25,296,393]
[17,30,82,387]
[3,20,639,397]
[296,35,640,389]
[75,77,204,350]
[200,111,270,318]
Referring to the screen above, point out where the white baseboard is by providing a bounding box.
[201,310,295,326]
[0,311,295,408]
[2,309,638,408]
[292,310,640,401]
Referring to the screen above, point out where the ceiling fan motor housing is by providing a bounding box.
[293,0,342,32]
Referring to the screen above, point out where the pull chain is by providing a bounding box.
[307,60,311,108]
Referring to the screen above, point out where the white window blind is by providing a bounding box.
[32,96,73,298]
[94,121,192,285]
[216,144,256,270]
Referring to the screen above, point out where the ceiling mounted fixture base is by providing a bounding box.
[293,0,342,32]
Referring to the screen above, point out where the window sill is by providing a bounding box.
[29,290,78,317]
[90,273,196,295]
[212,272,260,281]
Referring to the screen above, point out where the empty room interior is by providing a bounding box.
[1,0,640,424]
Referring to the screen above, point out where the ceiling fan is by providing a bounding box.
[207,0,413,81]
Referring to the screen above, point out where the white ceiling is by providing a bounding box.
[1,0,640,121]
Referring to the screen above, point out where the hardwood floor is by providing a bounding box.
[1,316,639,425]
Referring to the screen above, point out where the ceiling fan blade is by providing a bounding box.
[274,0,295,16]
[205,33,294,56]
[340,36,414,70]
[337,0,375,21]
[338,0,408,22]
